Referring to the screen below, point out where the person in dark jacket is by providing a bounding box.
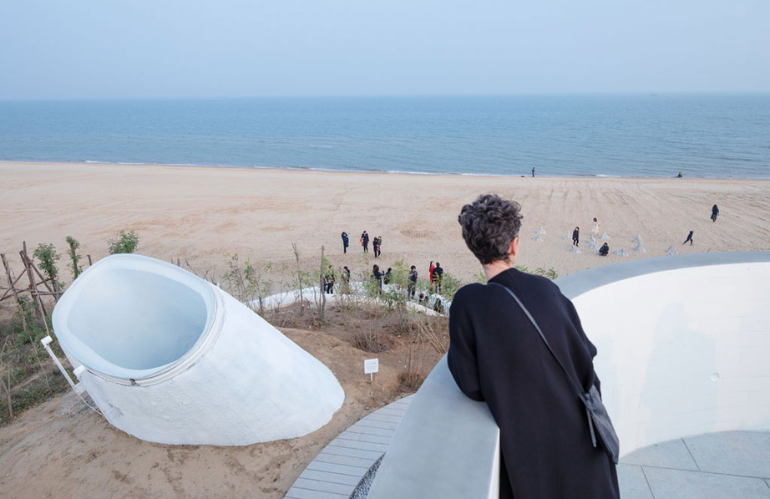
[711,204,719,222]
[599,242,610,256]
[572,226,580,247]
[683,230,694,245]
[432,262,444,294]
[372,264,382,293]
[373,236,381,258]
[408,265,418,299]
[448,194,619,499]
[324,265,335,294]
[361,231,369,253]
[341,232,349,254]
[383,267,392,284]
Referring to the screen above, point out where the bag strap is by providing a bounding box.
[488,282,588,400]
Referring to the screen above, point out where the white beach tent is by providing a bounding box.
[52,254,345,446]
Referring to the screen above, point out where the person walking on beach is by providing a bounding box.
[324,265,336,294]
[683,230,694,245]
[373,236,381,258]
[361,231,369,253]
[341,232,349,254]
[531,167,535,178]
[433,262,444,294]
[408,265,418,299]
[449,193,619,499]
[572,227,580,247]
[429,261,435,290]
[711,205,719,222]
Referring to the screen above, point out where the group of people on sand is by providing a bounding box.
[571,217,609,256]
[341,231,384,258]
[681,204,720,246]
[568,204,721,256]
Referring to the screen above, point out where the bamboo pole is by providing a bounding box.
[1,254,27,333]
[87,255,92,266]
[21,245,48,322]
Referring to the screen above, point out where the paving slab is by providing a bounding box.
[684,431,770,479]
[644,466,770,499]
[621,438,699,471]
[617,464,654,499]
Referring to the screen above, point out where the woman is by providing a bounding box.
[429,261,435,290]
[592,217,600,237]
[448,194,618,499]
[372,264,383,293]
[373,236,381,258]
[572,226,580,247]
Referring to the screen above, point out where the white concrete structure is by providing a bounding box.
[613,248,629,257]
[366,252,770,498]
[52,254,345,446]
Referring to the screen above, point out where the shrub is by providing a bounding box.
[108,230,139,255]
[65,236,83,279]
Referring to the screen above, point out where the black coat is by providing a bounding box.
[448,268,618,499]
[342,233,349,247]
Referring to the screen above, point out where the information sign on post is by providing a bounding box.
[364,358,379,382]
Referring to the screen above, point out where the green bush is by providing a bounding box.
[108,230,139,255]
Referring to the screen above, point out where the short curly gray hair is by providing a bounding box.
[458,194,523,264]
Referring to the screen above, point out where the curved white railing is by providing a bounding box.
[367,252,770,498]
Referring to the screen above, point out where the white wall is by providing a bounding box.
[575,260,770,455]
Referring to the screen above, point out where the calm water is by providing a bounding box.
[1,95,768,178]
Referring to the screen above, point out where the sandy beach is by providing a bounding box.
[1,161,769,283]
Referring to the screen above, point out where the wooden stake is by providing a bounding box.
[1,254,27,333]
[87,254,93,266]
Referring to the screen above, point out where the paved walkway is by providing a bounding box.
[284,396,414,499]
[619,431,770,498]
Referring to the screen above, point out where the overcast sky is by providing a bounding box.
[1,0,768,100]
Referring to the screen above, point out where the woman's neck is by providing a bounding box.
[482,259,513,281]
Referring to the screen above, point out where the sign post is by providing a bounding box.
[364,358,379,382]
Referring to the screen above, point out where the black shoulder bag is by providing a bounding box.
[489,282,620,464]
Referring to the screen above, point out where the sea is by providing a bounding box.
[1,94,768,178]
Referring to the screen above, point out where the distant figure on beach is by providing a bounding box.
[677,172,683,178]
[408,265,418,299]
[373,236,382,258]
[591,218,600,237]
[383,267,392,284]
[429,261,435,288]
[711,205,719,222]
[683,230,694,245]
[532,167,535,178]
[372,264,383,292]
[324,265,335,294]
[361,231,369,253]
[433,262,444,294]
[599,242,610,256]
[341,232,349,254]
[572,227,580,247]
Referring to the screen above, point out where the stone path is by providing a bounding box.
[284,396,414,499]
[619,431,770,498]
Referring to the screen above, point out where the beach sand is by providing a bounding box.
[1,161,769,282]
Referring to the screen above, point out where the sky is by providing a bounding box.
[0,0,768,100]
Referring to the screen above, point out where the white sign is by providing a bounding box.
[364,358,379,375]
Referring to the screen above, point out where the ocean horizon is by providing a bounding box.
[1,94,769,179]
